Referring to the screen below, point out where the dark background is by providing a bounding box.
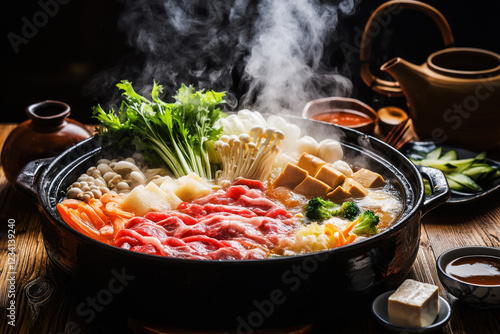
[3,0,500,125]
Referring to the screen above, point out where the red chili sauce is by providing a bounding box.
[312,109,372,127]
[445,255,500,285]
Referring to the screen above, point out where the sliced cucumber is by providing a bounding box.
[446,178,468,192]
[447,172,483,192]
[439,149,457,161]
[475,152,487,160]
[408,145,500,194]
[417,158,476,173]
[425,146,442,160]
[462,166,498,182]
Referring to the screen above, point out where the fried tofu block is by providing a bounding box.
[342,178,368,197]
[315,164,347,189]
[352,168,386,188]
[273,163,308,189]
[297,153,327,176]
[324,186,351,202]
[293,175,331,197]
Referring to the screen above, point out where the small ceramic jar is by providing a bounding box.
[1,100,93,183]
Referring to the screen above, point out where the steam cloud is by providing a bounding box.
[89,0,358,115]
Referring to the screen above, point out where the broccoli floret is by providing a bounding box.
[304,197,338,221]
[304,198,360,222]
[352,210,380,236]
[332,201,360,221]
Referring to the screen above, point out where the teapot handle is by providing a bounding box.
[359,0,454,96]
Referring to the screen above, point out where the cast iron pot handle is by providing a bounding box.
[418,165,450,215]
[14,157,54,201]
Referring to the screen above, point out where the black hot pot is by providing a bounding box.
[15,116,449,331]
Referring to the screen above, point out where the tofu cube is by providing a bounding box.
[324,186,351,202]
[273,163,308,189]
[297,153,327,176]
[293,175,331,197]
[341,178,368,197]
[388,279,440,328]
[352,168,386,188]
[315,164,347,188]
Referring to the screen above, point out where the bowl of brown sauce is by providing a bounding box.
[302,97,378,135]
[437,246,500,309]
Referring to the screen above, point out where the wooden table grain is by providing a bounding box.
[1,123,500,334]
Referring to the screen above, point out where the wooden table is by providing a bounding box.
[1,123,500,334]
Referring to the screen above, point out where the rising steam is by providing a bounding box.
[88,0,358,115]
[241,0,355,113]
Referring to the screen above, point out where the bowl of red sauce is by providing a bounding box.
[437,246,500,309]
[302,97,378,134]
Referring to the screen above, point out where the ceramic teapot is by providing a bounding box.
[360,0,500,150]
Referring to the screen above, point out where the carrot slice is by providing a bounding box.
[100,193,123,205]
[343,220,358,238]
[88,199,110,222]
[105,201,135,218]
[78,202,107,230]
[111,216,127,236]
[58,200,117,243]
[337,230,346,246]
[345,234,357,245]
[99,225,114,236]
[333,232,340,247]
[57,203,100,239]
[59,199,82,209]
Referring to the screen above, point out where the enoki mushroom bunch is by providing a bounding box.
[215,126,284,184]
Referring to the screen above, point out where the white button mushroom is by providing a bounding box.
[113,161,136,176]
[93,178,106,187]
[91,189,102,198]
[97,159,111,165]
[103,172,117,183]
[67,187,83,199]
[129,171,146,187]
[116,181,130,191]
[77,175,90,182]
[97,163,114,175]
[86,166,97,176]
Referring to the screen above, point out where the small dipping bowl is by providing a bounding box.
[302,97,377,135]
[437,246,500,309]
[372,290,452,333]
